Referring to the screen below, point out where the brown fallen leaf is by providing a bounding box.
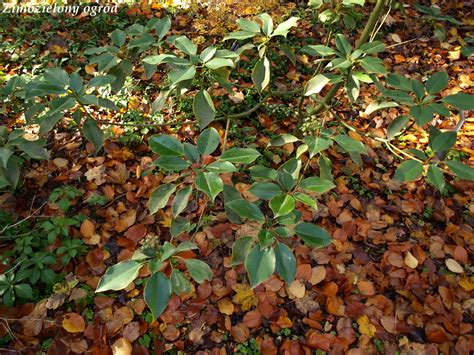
[62,313,85,333]
[218,299,235,315]
[111,337,132,355]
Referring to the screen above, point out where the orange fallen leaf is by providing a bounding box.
[357,315,376,337]
[62,313,85,333]
[218,299,235,315]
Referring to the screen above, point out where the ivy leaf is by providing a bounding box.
[144,272,171,320]
[96,260,142,292]
[294,222,332,248]
[195,172,223,202]
[274,242,296,284]
[148,184,176,214]
[394,160,424,181]
[184,259,213,283]
[245,245,276,288]
[193,90,216,128]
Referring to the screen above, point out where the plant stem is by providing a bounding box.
[222,117,231,152]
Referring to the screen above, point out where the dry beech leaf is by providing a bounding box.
[357,281,376,296]
[309,266,326,285]
[446,258,464,273]
[288,280,306,298]
[62,313,85,333]
[357,315,376,338]
[115,210,137,232]
[111,337,132,355]
[243,310,262,328]
[218,299,235,315]
[459,277,474,291]
[404,251,418,269]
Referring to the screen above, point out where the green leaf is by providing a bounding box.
[236,18,260,32]
[231,236,254,266]
[17,141,49,160]
[171,270,192,295]
[206,161,238,173]
[410,104,435,125]
[184,259,213,283]
[168,66,196,86]
[14,284,33,299]
[193,90,216,128]
[170,217,191,238]
[445,160,474,180]
[268,134,299,147]
[111,29,126,47]
[149,135,184,156]
[200,46,217,63]
[252,57,271,92]
[269,194,295,218]
[245,245,276,287]
[342,0,365,6]
[387,115,410,140]
[365,101,398,115]
[386,73,412,91]
[82,118,103,152]
[173,36,197,55]
[150,17,171,41]
[195,172,223,202]
[411,79,425,100]
[205,58,235,70]
[302,45,337,56]
[197,127,220,155]
[358,41,385,54]
[44,68,69,87]
[223,185,243,224]
[333,135,367,154]
[144,272,171,320]
[153,156,190,171]
[293,192,317,209]
[304,74,330,96]
[249,182,282,200]
[88,75,116,88]
[184,143,200,163]
[441,93,474,110]
[294,222,332,248]
[303,137,332,158]
[249,166,278,181]
[0,148,12,168]
[394,160,424,181]
[271,17,299,38]
[360,57,386,74]
[300,177,335,193]
[2,159,20,188]
[260,13,273,36]
[274,242,296,284]
[226,199,265,222]
[69,73,83,92]
[220,148,261,164]
[172,186,192,217]
[96,260,142,292]
[148,184,176,214]
[431,131,456,153]
[223,31,257,41]
[335,34,352,55]
[427,164,446,192]
[426,71,449,94]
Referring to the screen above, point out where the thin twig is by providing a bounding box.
[222,118,231,152]
[0,201,47,234]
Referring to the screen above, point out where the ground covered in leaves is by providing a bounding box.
[0,1,473,354]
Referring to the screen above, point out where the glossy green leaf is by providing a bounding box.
[252,57,270,92]
[302,45,337,56]
[394,160,424,181]
[333,135,367,154]
[195,172,223,202]
[269,194,295,218]
[144,272,171,320]
[268,134,299,147]
[274,242,296,284]
[294,222,332,248]
[300,177,335,193]
[360,57,386,74]
[304,74,330,96]
[148,184,176,214]
[245,245,276,288]
[184,259,213,283]
[173,36,197,55]
[111,29,126,47]
[231,236,254,266]
[303,137,332,158]
[153,156,190,172]
[82,118,104,152]
[426,71,448,94]
[441,93,474,110]
[149,135,184,156]
[365,101,398,115]
[206,161,238,173]
[96,260,142,292]
[271,17,299,38]
[197,127,220,155]
[236,18,260,32]
[226,199,265,222]
[220,148,261,164]
[427,164,446,192]
[293,192,317,209]
[335,34,352,55]
[193,90,216,128]
[249,182,282,200]
[431,131,456,153]
[445,160,474,180]
[171,270,192,295]
[387,115,410,140]
[172,186,192,217]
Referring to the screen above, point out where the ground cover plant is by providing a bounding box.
[0,0,473,353]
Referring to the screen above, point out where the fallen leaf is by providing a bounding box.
[446,258,464,273]
[288,280,305,298]
[309,266,326,285]
[357,315,376,338]
[233,284,258,311]
[218,299,235,315]
[357,281,376,296]
[62,313,85,333]
[404,251,418,269]
[111,337,132,355]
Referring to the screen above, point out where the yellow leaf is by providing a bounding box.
[357,315,376,338]
[62,313,85,333]
[111,337,132,355]
[288,280,305,299]
[232,283,258,311]
[404,251,418,269]
[218,299,235,315]
[459,277,474,291]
